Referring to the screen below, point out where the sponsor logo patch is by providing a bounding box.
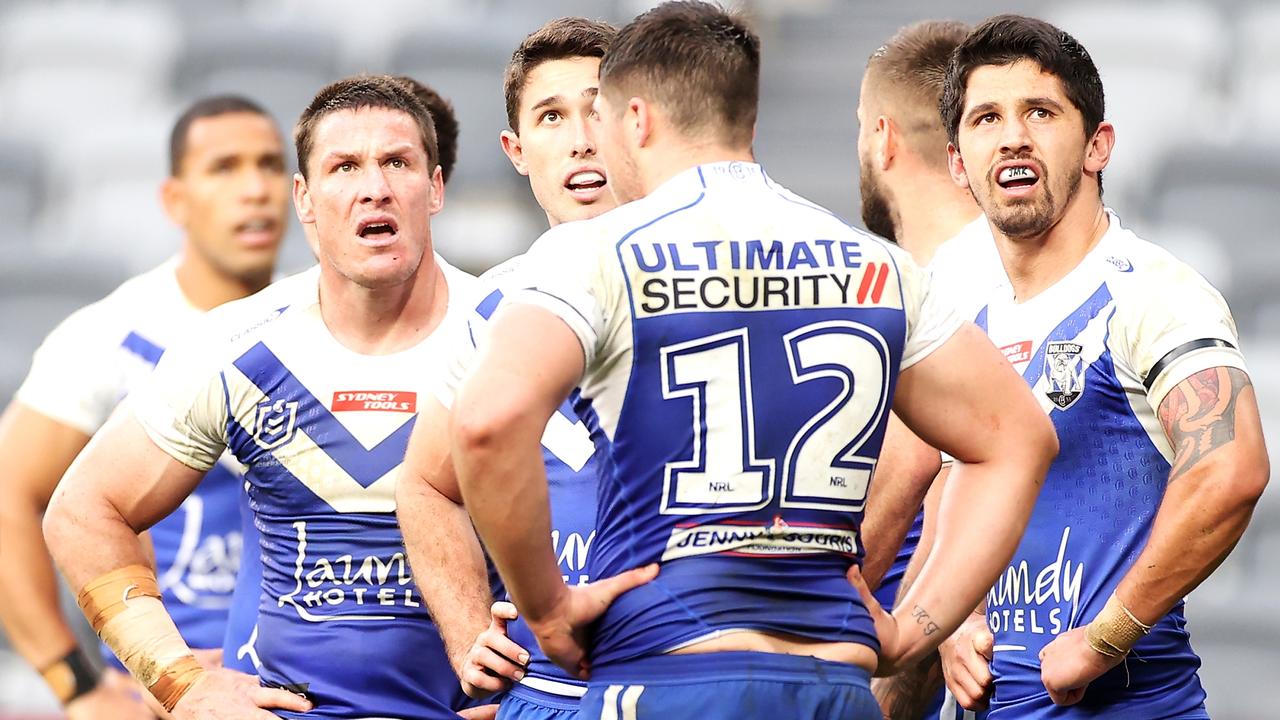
[661,517,858,562]
[1000,340,1033,365]
[254,398,299,450]
[331,391,417,413]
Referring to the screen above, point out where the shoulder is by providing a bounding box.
[35,260,184,353]
[198,266,320,352]
[1100,220,1227,306]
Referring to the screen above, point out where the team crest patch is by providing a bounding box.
[253,398,299,450]
[1044,341,1086,410]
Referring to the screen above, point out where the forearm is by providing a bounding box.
[873,655,944,720]
[860,415,939,589]
[1116,456,1263,624]
[0,499,79,667]
[454,423,564,625]
[895,452,1044,662]
[397,475,494,672]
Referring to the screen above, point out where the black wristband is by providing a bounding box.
[40,646,102,705]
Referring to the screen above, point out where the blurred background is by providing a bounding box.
[0,0,1276,716]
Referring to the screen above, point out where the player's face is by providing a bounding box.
[593,91,643,206]
[951,60,1089,239]
[855,78,896,242]
[169,112,287,281]
[501,56,615,226]
[294,107,442,289]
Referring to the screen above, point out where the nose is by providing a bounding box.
[241,167,271,203]
[359,165,393,206]
[571,114,596,158]
[1000,115,1033,157]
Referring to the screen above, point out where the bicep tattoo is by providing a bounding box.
[1157,367,1250,481]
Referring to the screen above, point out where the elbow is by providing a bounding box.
[1223,451,1270,511]
[1027,411,1060,473]
[41,493,73,562]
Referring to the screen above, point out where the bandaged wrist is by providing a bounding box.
[38,646,101,705]
[76,565,205,711]
[1086,595,1152,659]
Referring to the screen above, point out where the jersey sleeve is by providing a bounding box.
[1117,263,1247,412]
[13,305,125,435]
[506,223,610,369]
[129,326,231,472]
[894,245,964,370]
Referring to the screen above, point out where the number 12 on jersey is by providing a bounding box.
[658,321,892,516]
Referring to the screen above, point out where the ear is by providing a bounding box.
[875,115,896,171]
[428,164,445,216]
[500,129,529,176]
[1084,121,1115,176]
[630,97,651,149]
[293,172,315,225]
[159,176,188,228]
[947,142,971,190]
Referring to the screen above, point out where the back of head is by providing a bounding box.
[503,17,617,133]
[393,76,459,184]
[294,75,439,180]
[599,1,760,148]
[940,14,1105,149]
[170,95,273,176]
[864,20,971,172]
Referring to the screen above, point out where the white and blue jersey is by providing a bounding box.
[931,212,1246,719]
[15,259,245,656]
[435,256,604,713]
[133,261,480,719]
[509,162,962,672]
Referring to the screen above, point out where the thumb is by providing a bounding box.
[490,601,518,632]
[974,624,994,659]
[250,686,314,713]
[846,564,883,615]
[589,563,659,606]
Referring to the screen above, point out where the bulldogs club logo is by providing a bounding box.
[1044,341,1086,410]
[253,398,299,450]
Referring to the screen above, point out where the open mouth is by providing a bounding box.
[996,164,1040,193]
[565,169,607,199]
[234,217,278,248]
[358,218,399,242]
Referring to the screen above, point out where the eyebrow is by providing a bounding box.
[963,101,999,125]
[320,144,418,164]
[530,87,600,113]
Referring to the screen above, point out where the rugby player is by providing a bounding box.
[44,76,483,719]
[397,17,629,720]
[448,3,1056,718]
[219,76,464,678]
[929,15,1269,717]
[0,95,287,718]
[853,20,986,720]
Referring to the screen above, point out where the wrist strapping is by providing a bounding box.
[1086,595,1152,659]
[76,564,205,711]
[38,646,101,706]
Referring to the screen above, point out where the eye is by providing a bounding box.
[336,161,355,173]
[1030,107,1052,120]
[386,157,407,169]
[977,112,998,125]
[541,110,562,125]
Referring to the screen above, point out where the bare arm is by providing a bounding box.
[859,415,940,590]
[396,396,511,678]
[0,402,91,669]
[1121,367,1268,621]
[877,323,1056,669]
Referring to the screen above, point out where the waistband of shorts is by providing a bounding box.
[590,651,872,686]
[509,674,587,709]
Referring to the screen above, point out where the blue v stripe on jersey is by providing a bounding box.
[230,342,416,486]
[1019,283,1112,384]
[121,330,165,366]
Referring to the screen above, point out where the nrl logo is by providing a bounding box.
[253,398,299,450]
[1044,341,1086,410]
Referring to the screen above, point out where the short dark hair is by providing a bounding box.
[170,95,272,176]
[864,21,971,171]
[503,17,617,133]
[599,1,759,147]
[294,75,438,180]
[394,76,459,184]
[941,14,1105,150]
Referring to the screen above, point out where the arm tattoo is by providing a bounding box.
[1157,367,1250,482]
[911,605,940,636]
[873,654,945,720]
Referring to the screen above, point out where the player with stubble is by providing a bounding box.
[446,3,1057,718]
[0,95,287,719]
[928,15,1269,718]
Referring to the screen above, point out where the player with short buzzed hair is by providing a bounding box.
[447,3,1057,718]
[394,76,461,185]
[0,94,287,719]
[930,14,1269,718]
